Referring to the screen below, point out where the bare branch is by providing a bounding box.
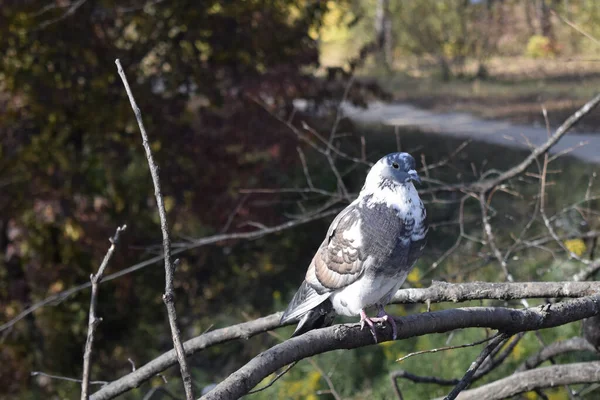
[115,59,194,400]
[90,281,600,399]
[0,209,338,334]
[32,371,108,386]
[573,259,600,282]
[81,225,127,400]
[91,282,600,400]
[90,313,284,400]
[447,361,600,400]
[396,333,500,363]
[551,9,600,47]
[393,332,521,394]
[392,280,600,304]
[444,333,510,400]
[391,334,522,397]
[479,193,515,282]
[246,362,297,395]
[200,295,600,399]
[516,337,597,372]
[37,0,87,29]
[419,92,600,195]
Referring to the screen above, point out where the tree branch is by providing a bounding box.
[81,225,127,400]
[444,333,510,400]
[391,280,600,304]
[0,209,338,334]
[392,333,523,399]
[419,92,600,195]
[200,294,600,400]
[445,361,600,400]
[90,281,600,400]
[115,59,194,400]
[516,337,597,372]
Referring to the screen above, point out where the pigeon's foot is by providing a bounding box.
[359,308,398,342]
[359,309,379,342]
[374,306,398,340]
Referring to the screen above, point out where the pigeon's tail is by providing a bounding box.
[291,299,335,337]
[280,281,334,337]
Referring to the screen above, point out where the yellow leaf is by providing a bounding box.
[164,196,175,212]
[407,268,422,287]
[564,239,586,257]
[49,281,64,294]
[64,219,83,241]
[524,392,537,400]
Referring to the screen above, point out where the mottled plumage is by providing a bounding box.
[281,152,428,341]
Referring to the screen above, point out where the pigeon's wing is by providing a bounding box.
[307,204,368,291]
[280,281,331,324]
[280,204,366,324]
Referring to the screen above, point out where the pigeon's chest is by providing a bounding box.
[359,201,421,264]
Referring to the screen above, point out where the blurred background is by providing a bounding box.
[1,1,600,399]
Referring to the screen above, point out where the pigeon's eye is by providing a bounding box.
[392,162,399,169]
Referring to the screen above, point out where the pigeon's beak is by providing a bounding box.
[408,169,421,185]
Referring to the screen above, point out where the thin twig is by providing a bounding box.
[444,333,510,400]
[32,371,108,386]
[220,194,249,234]
[297,147,315,189]
[81,225,126,400]
[536,123,589,264]
[115,59,194,400]
[418,92,600,196]
[307,358,342,400]
[37,0,87,29]
[246,362,298,395]
[391,333,523,399]
[0,209,339,334]
[396,334,497,363]
[551,9,600,47]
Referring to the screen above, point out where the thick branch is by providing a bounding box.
[447,361,600,400]
[81,225,126,400]
[116,59,194,399]
[91,281,600,400]
[516,337,597,372]
[201,295,600,400]
[392,280,600,304]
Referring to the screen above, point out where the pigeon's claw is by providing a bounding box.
[360,309,379,342]
[374,306,398,340]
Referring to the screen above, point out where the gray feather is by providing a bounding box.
[280,281,330,324]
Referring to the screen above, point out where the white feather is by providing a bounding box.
[330,266,409,316]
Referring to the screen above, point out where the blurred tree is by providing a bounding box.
[374,0,393,70]
[0,0,361,397]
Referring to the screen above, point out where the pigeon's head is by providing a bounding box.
[365,152,421,189]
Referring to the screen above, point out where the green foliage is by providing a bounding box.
[0,0,343,397]
[526,35,559,58]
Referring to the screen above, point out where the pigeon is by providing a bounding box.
[280,152,428,342]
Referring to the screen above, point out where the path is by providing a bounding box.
[342,101,600,164]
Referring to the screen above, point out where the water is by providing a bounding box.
[342,101,600,164]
